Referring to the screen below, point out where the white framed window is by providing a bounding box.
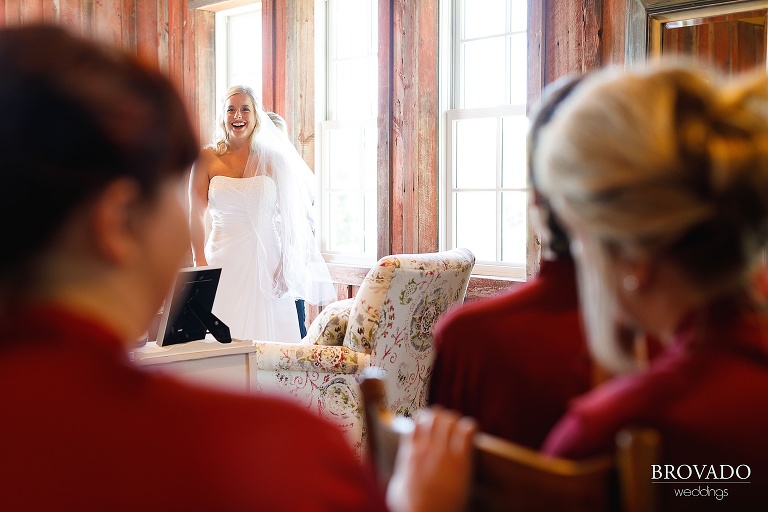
[318,0,378,264]
[215,2,262,104]
[441,0,529,279]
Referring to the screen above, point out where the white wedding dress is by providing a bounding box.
[205,175,301,343]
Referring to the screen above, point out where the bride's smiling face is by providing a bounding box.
[224,93,256,141]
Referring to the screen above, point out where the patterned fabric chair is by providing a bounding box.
[248,248,475,458]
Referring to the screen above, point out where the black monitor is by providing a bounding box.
[156,266,232,346]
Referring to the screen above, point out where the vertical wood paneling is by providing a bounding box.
[287,0,315,170]
[414,0,439,253]
[5,2,20,25]
[195,8,216,146]
[136,0,158,64]
[79,0,94,35]
[546,0,584,79]
[756,24,765,69]
[157,1,169,73]
[600,0,625,66]
[182,4,197,134]
[94,0,122,46]
[529,0,546,107]
[262,0,287,114]
[390,2,406,256]
[121,0,137,50]
[273,0,287,114]
[714,18,730,74]
[527,0,546,278]
[59,0,82,34]
[696,24,712,69]
[21,0,43,23]
[377,0,393,259]
[582,0,602,71]
[42,0,59,23]
[390,0,439,254]
[283,0,296,134]
[167,0,183,90]
[262,0,276,110]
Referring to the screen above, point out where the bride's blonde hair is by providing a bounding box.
[210,85,261,155]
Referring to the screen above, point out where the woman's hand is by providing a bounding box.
[386,406,477,512]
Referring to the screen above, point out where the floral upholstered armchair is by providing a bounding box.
[248,248,475,458]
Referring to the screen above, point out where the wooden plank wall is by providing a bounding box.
[285,0,315,170]
[388,0,441,256]
[0,1,215,151]
[662,18,766,74]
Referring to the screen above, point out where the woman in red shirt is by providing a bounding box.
[534,64,768,510]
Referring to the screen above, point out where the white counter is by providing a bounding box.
[130,337,259,393]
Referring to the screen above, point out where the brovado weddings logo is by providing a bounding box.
[652,464,751,501]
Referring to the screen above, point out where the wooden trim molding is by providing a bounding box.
[377,0,393,259]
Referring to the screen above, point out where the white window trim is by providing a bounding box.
[439,0,529,280]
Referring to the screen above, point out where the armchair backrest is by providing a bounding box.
[344,248,475,417]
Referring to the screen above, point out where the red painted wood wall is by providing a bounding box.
[0,0,216,150]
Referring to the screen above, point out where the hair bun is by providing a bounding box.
[676,74,768,245]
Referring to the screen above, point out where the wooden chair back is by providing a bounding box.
[360,372,660,512]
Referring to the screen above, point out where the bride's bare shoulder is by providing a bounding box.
[193,147,228,177]
[197,147,219,163]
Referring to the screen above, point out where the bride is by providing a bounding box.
[189,85,335,342]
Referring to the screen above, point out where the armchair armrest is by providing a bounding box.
[252,341,371,374]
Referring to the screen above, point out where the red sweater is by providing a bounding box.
[0,304,387,512]
[428,259,592,449]
[543,309,768,510]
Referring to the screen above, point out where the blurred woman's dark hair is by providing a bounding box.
[0,24,199,286]
[527,74,585,258]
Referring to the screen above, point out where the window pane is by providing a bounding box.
[501,191,527,264]
[502,115,528,189]
[333,59,375,119]
[510,33,528,104]
[227,10,262,96]
[461,37,507,108]
[331,0,373,59]
[328,192,364,253]
[455,118,497,189]
[454,191,496,261]
[328,128,364,189]
[463,0,507,39]
[510,0,527,33]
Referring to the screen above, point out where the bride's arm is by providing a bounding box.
[189,149,213,267]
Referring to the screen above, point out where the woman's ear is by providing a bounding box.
[90,178,143,265]
[613,253,653,294]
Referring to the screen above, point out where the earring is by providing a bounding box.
[623,274,639,292]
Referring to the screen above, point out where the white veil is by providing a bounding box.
[243,107,336,306]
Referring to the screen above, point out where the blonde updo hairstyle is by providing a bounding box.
[210,85,261,155]
[535,64,768,373]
